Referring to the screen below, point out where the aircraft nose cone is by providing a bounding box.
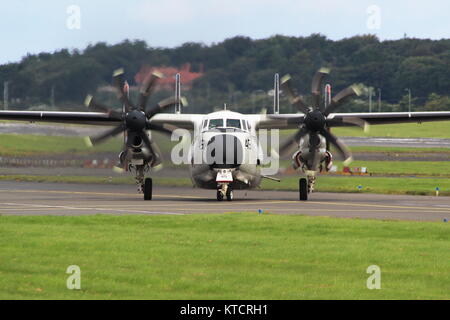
[205,134,244,168]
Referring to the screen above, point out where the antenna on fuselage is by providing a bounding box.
[223,103,227,111]
[273,73,280,114]
[175,73,181,114]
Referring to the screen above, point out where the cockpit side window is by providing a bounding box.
[202,120,208,129]
[208,119,223,129]
[226,119,241,129]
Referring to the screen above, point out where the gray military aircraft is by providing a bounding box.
[1,68,450,201]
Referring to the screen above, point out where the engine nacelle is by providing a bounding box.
[292,150,304,170]
[130,135,143,149]
[292,150,333,172]
[321,151,333,172]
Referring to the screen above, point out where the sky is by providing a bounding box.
[1,0,449,64]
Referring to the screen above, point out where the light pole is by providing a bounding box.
[368,87,373,112]
[377,88,381,112]
[404,88,411,113]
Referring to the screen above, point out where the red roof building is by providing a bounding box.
[135,63,204,91]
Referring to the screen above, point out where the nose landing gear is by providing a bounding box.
[217,183,233,201]
[216,168,234,201]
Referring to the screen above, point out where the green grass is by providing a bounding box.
[280,121,450,139]
[0,134,122,156]
[3,123,450,158]
[263,176,450,196]
[0,214,448,299]
[348,146,450,154]
[332,121,450,138]
[279,159,450,177]
[332,160,450,177]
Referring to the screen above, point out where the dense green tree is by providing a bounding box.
[0,34,449,113]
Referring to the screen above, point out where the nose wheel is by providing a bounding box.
[217,184,233,201]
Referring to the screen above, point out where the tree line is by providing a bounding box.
[0,34,449,113]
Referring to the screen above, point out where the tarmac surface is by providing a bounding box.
[0,181,449,222]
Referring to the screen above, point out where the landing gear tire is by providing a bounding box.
[217,190,224,201]
[299,178,308,201]
[144,178,152,201]
[226,188,233,201]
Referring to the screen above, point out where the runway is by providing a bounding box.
[0,181,449,222]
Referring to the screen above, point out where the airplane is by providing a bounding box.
[1,67,450,201]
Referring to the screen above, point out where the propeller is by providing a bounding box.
[280,68,364,164]
[84,68,186,167]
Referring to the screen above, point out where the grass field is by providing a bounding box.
[263,176,450,196]
[348,146,450,154]
[332,121,450,139]
[0,134,122,156]
[332,160,450,177]
[0,214,448,299]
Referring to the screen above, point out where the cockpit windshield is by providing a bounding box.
[208,119,223,129]
[226,119,241,129]
[207,118,243,131]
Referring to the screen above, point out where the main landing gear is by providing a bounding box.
[299,174,316,201]
[143,178,152,201]
[299,178,308,201]
[131,164,152,201]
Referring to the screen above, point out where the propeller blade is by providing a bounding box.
[113,166,125,174]
[138,71,163,112]
[139,131,154,153]
[324,85,362,116]
[86,125,125,146]
[84,95,122,120]
[113,68,134,111]
[140,132,162,167]
[280,74,309,114]
[279,126,309,156]
[146,96,188,119]
[320,129,353,165]
[311,68,330,110]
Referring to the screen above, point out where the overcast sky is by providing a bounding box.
[1,0,449,64]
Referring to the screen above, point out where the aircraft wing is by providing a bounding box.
[150,113,204,131]
[251,114,306,130]
[0,110,121,126]
[328,111,450,125]
[0,110,203,131]
[253,111,450,130]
